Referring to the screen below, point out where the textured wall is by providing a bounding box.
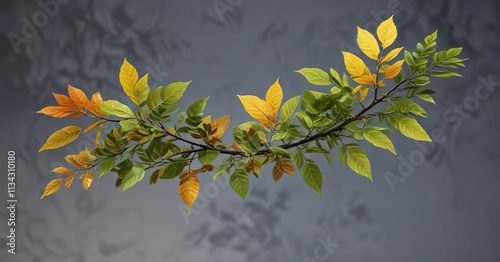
[0,0,499,261]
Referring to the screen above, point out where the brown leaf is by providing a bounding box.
[279,160,296,175]
[272,162,283,182]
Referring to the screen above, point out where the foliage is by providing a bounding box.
[38,16,465,209]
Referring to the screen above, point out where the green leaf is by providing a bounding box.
[198,150,219,165]
[147,81,190,111]
[431,72,462,78]
[329,68,343,87]
[363,127,396,155]
[301,90,328,114]
[446,47,462,57]
[404,50,415,67]
[385,99,427,118]
[98,157,116,177]
[269,146,291,157]
[121,165,145,191]
[146,87,163,110]
[416,94,435,104]
[187,97,208,117]
[230,170,249,199]
[100,100,135,118]
[160,162,185,179]
[292,149,306,169]
[338,145,347,166]
[248,134,262,152]
[295,112,313,129]
[119,119,139,133]
[213,169,225,182]
[160,81,191,109]
[279,96,300,122]
[295,68,333,86]
[133,73,150,105]
[388,115,432,141]
[271,132,288,142]
[344,144,372,181]
[303,159,322,195]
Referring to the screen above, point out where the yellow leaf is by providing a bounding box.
[119,58,141,105]
[272,162,283,182]
[380,47,403,63]
[68,85,90,111]
[95,123,105,144]
[39,126,82,152]
[352,85,369,102]
[279,160,295,175]
[384,59,405,79]
[179,173,199,210]
[51,167,73,175]
[360,87,369,101]
[64,175,74,188]
[377,15,397,49]
[84,120,101,132]
[40,179,64,199]
[37,106,83,118]
[65,148,96,168]
[80,171,93,190]
[202,115,212,124]
[352,85,364,94]
[342,52,376,85]
[265,78,283,123]
[210,115,230,140]
[357,26,380,61]
[237,95,273,127]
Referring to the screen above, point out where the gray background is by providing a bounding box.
[1,0,499,261]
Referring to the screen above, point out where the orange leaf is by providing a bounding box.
[179,174,199,210]
[84,120,101,132]
[210,115,230,140]
[89,91,105,117]
[64,175,74,188]
[53,93,75,107]
[37,106,83,118]
[40,179,64,199]
[68,85,90,111]
[384,60,405,79]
